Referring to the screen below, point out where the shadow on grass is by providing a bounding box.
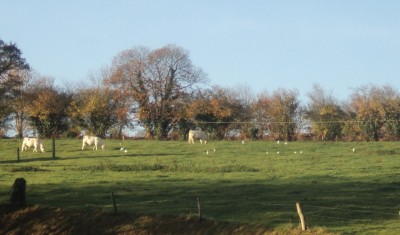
[0,153,184,164]
[0,157,62,164]
[20,176,400,234]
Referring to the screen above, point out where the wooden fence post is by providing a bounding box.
[52,137,56,159]
[296,202,307,231]
[197,196,202,221]
[11,178,27,206]
[17,147,20,162]
[111,192,117,214]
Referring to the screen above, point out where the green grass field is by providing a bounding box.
[1,138,400,234]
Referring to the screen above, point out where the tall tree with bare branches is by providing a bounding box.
[108,45,207,139]
[306,83,346,140]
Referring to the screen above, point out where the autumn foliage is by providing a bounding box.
[2,41,400,141]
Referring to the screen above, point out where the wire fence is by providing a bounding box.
[106,191,400,230]
[192,119,400,125]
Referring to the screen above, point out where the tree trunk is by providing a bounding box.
[15,112,24,138]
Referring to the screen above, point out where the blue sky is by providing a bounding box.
[2,0,400,102]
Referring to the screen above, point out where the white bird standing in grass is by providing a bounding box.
[353,148,356,153]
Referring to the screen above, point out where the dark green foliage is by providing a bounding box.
[0,39,29,77]
[0,39,30,130]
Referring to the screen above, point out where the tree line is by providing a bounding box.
[1,38,400,141]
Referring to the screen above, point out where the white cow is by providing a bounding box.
[21,137,45,153]
[188,130,208,144]
[82,135,105,150]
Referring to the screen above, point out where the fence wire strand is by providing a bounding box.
[303,204,398,216]
[193,119,400,125]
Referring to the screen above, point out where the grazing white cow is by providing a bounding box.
[188,130,208,144]
[21,137,45,153]
[82,135,105,150]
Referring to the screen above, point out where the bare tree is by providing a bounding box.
[69,67,126,137]
[253,91,271,139]
[12,70,33,138]
[228,84,256,139]
[109,45,207,139]
[306,83,345,140]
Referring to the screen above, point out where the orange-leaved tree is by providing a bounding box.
[186,87,240,139]
[23,77,71,158]
[24,77,71,138]
[265,88,302,141]
[69,86,122,138]
[348,84,400,141]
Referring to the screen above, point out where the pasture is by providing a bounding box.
[1,138,400,234]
